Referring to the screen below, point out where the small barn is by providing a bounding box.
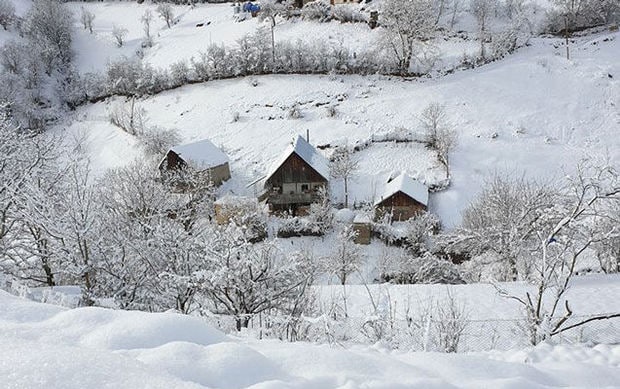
[352,214,372,245]
[262,135,329,214]
[159,139,231,187]
[374,173,428,221]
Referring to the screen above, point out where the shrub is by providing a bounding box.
[301,1,332,23]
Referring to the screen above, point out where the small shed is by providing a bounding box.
[352,214,372,245]
[159,139,231,187]
[374,173,428,221]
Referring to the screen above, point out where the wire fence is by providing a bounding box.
[204,312,620,352]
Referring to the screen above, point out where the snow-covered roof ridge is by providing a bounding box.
[170,138,229,169]
[265,135,330,181]
[375,172,429,206]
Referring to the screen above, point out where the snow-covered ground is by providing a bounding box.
[2,289,619,389]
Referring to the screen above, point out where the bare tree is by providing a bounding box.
[258,0,291,65]
[497,162,620,344]
[112,25,128,47]
[80,7,95,34]
[420,103,457,176]
[450,0,462,29]
[330,147,359,209]
[157,4,175,29]
[434,290,468,353]
[142,10,154,47]
[470,0,496,59]
[324,224,364,286]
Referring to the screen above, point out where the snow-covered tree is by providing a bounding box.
[258,0,292,64]
[198,225,313,330]
[22,0,73,74]
[420,102,457,176]
[497,162,620,344]
[80,7,95,34]
[0,0,15,31]
[444,173,556,281]
[470,0,496,59]
[157,4,175,29]
[380,0,435,74]
[0,106,58,281]
[324,224,363,285]
[141,10,154,47]
[330,147,359,209]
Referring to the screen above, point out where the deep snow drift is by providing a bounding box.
[1,290,619,389]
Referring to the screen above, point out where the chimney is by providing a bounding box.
[306,129,310,143]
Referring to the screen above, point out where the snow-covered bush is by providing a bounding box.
[0,0,15,31]
[277,216,325,238]
[490,29,518,59]
[404,212,440,255]
[105,58,171,96]
[332,4,367,23]
[371,127,417,143]
[301,1,332,23]
[307,187,334,234]
[287,103,303,119]
[169,60,191,87]
[545,0,620,33]
[139,126,181,156]
[381,252,464,284]
[108,99,147,135]
[112,25,128,47]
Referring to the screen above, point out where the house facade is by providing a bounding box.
[159,139,231,187]
[262,136,329,214]
[375,173,428,221]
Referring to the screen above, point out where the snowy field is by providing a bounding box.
[2,289,620,389]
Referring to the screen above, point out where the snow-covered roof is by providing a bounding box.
[170,139,229,169]
[265,136,329,181]
[374,173,429,206]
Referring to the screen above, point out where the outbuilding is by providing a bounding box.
[159,139,231,187]
[374,173,428,221]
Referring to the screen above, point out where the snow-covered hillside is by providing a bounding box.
[2,289,619,389]
[61,29,620,226]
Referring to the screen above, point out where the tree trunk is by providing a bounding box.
[236,315,251,331]
[344,177,349,208]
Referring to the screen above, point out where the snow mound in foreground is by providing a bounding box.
[1,290,620,389]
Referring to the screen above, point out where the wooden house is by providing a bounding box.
[159,139,231,187]
[262,135,329,214]
[374,173,428,221]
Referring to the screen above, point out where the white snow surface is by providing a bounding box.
[170,138,230,169]
[375,172,429,206]
[2,289,620,389]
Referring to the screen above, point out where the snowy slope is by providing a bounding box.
[2,289,619,389]
[59,30,620,226]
